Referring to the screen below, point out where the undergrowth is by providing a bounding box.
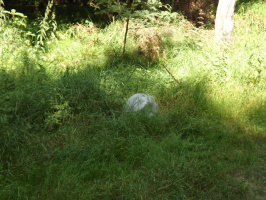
[0,2,265,199]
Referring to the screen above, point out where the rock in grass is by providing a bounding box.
[125,93,159,117]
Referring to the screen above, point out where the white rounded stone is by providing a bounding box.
[125,93,159,116]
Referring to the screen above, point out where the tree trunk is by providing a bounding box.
[215,0,237,43]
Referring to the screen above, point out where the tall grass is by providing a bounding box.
[0,2,265,199]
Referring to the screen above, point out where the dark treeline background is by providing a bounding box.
[2,0,259,25]
[3,0,220,25]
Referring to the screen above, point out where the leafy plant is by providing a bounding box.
[36,0,57,49]
[0,0,26,26]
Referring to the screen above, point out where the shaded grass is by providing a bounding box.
[1,66,264,199]
[1,108,264,199]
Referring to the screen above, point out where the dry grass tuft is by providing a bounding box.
[133,27,164,63]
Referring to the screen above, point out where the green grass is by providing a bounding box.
[0,2,266,199]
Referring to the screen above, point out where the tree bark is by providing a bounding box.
[215,0,237,43]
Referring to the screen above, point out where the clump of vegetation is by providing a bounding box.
[0,0,265,199]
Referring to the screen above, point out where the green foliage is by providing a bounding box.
[36,0,57,49]
[0,1,266,199]
[236,0,266,13]
[90,0,164,56]
[91,0,163,20]
[0,1,26,26]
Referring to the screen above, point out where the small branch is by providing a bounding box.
[122,18,130,58]
[162,63,178,83]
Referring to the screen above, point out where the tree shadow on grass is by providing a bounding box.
[0,60,118,172]
[1,25,265,200]
[246,101,266,133]
[0,65,115,130]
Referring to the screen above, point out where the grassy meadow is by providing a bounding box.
[0,1,265,199]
